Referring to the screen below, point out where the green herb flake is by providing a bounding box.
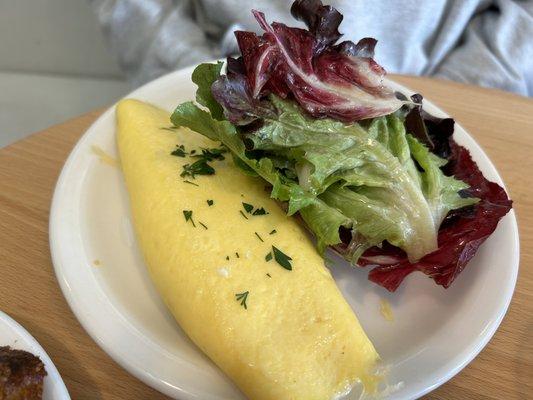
[254,232,264,242]
[252,207,268,216]
[272,246,292,271]
[235,252,240,258]
[241,202,269,216]
[269,229,277,235]
[161,126,178,132]
[171,144,187,157]
[242,202,254,213]
[226,256,230,261]
[181,159,215,179]
[199,221,208,230]
[207,199,214,206]
[266,273,272,278]
[193,147,226,161]
[190,150,197,155]
[265,252,273,262]
[235,291,249,310]
[183,180,199,186]
[182,210,196,227]
[239,210,249,220]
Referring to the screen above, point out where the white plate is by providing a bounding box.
[0,311,70,399]
[49,65,519,400]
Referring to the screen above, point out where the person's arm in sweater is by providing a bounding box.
[90,0,533,96]
[434,0,533,96]
[88,0,218,86]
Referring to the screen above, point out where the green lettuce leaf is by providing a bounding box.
[299,200,351,254]
[170,101,328,219]
[407,134,478,225]
[191,62,225,120]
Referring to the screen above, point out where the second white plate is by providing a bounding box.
[0,311,70,400]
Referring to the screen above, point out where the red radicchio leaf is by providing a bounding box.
[404,93,455,158]
[226,2,403,123]
[290,0,342,52]
[211,72,276,125]
[353,140,512,292]
[335,37,377,58]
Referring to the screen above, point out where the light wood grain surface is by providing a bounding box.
[0,76,531,400]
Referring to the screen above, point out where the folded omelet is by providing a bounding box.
[116,99,379,400]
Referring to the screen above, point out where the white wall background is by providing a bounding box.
[0,0,130,147]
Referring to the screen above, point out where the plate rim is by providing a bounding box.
[49,65,520,400]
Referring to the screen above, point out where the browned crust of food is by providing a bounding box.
[0,346,47,400]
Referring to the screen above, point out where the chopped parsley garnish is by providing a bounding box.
[242,202,254,213]
[178,146,226,179]
[207,199,214,206]
[241,202,269,216]
[183,180,199,186]
[226,256,230,261]
[171,144,187,157]
[254,232,264,242]
[182,210,196,227]
[239,210,249,220]
[181,159,215,178]
[161,126,178,132]
[269,229,277,235]
[266,273,272,278]
[192,147,226,161]
[235,291,249,310]
[272,246,292,270]
[235,252,240,258]
[265,252,273,262]
[199,221,208,230]
[252,207,268,215]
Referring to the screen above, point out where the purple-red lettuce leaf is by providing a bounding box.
[256,10,402,121]
[404,94,455,158]
[211,72,276,125]
[290,0,342,51]
[225,2,403,123]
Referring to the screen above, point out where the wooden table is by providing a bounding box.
[0,76,531,400]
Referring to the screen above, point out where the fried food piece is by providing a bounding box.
[0,346,46,400]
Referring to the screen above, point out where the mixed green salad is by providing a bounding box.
[170,0,512,291]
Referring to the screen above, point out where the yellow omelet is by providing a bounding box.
[116,99,379,400]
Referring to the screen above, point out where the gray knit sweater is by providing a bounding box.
[89,0,533,96]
